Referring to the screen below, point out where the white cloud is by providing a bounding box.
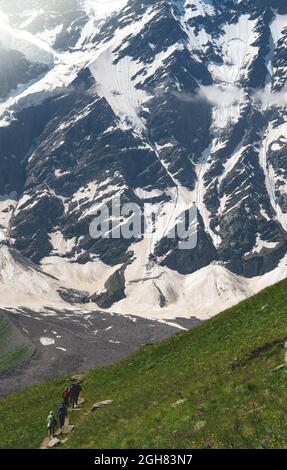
[174,85,245,108]
[198,85,245,107]
[254,86,287,109]
[175,84,287,110]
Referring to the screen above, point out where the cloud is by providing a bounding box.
[174,84,287,110]
[174,85,245,107]
[254,86,287,108]
[198,85,245,107]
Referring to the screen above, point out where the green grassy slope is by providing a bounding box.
[0,313,34,375]
[1,278,287,449]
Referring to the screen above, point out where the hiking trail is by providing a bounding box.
[39,395,114,448]
[39,396,85,449]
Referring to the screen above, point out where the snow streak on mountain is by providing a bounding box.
[0,0,287,320]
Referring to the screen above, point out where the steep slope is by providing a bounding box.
[0,0,287,317]
[0,47,48,100]
[0,241,286,323]
[0,312,34,376]
[0,245,63,308]
[1,275,287,448]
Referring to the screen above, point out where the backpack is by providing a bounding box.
[47,415,54,428]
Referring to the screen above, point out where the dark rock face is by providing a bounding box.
[11,191,65,263]
[154,213,218,275]
[0,47,48,99]
[58,288,90,304]
[0,0,287,298]
[91,265,127,309]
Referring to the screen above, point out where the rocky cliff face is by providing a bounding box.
[0,0,287,318]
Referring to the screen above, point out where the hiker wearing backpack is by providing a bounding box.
[70,383,77,408]
[62,386,70,407]
[75,381,82,405]
[47,411,56,439]
[57,402,68,433]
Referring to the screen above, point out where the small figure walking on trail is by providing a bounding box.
[47,411,56,439]
[75,381,82,405]
[62,386,70,407]
[70,383,77,409]
[57,402,68,434]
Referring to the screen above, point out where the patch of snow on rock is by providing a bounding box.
[40,337,55,346]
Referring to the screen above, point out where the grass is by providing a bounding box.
[1,277,287,449]
[0,313,33,375]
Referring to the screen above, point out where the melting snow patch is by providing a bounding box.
[270,15,287,46]
[134,188,164,200]
[271,142,283,151]
[209,15,258,85]
[40,337,55,346]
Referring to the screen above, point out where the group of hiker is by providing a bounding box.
[47,381,82,439]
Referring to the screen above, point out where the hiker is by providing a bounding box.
[57,402,68,433]
[47,411,56,439]
[70,383,77,408]
[75,381,82,405]
[62,386,70,407]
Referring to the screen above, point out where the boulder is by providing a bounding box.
[48,438,61,448]
[193,421,207,432]
[90,400,113,412]
[172,398,187,408]
[70,374,84,382]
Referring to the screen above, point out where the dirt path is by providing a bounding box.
[40,397,85,449]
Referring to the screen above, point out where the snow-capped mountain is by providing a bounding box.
[0,0,287,320]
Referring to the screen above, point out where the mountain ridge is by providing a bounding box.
[0,0,287,318]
